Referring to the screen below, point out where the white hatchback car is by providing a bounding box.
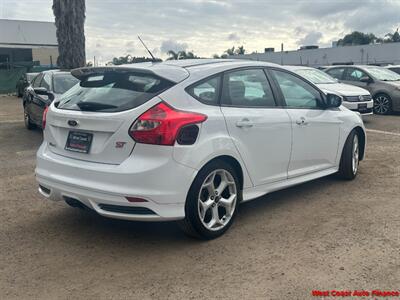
[285,66,374,115]
[36,59,366,239]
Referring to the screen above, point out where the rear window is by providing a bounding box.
[57,71,174,112]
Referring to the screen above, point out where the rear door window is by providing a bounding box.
[326,68,345,80]
[221,69,276,107]
[57,71,175,112]
[344,68,368,82]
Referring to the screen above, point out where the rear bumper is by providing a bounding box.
[35,142,197,221]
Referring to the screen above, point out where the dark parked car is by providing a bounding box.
[325,65,400,115]
[16,72,39,97]
[23,70,79,129]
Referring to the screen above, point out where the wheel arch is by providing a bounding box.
[372,91,391,100]
[200,155,244,190]
[353,126,366,161]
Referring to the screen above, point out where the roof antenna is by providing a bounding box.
[138,35,156,62]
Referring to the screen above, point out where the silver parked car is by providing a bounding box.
[325,65,400,115]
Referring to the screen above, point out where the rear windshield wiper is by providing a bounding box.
[77,102,118,111]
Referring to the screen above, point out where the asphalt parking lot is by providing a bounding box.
[0,95,399,299]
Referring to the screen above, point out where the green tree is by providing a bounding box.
[337,31,378,46]
[53,0,86,69]
[167,50,179,60]
[236,45,245,55]
[385,28,400,43]
[111,54,161,65]
[225,46,236,56]
[167,50,199,60]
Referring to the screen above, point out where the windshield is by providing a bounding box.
[296,69,337,84]
[53,74,80,94]
[365,67,400,81]
[57,71,174,112]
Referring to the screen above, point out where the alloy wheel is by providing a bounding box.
[374,95,390,114]
[197,169,237,231]
[352,134,359,175]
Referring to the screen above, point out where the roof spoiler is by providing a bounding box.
[71,66,154,81]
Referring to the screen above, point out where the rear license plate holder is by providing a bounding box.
[65,131,93,154]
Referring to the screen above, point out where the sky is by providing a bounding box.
[0,0,399,64]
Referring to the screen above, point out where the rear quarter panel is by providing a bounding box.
[159,84,254,189]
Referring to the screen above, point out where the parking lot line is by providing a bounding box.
[366,129,400,137]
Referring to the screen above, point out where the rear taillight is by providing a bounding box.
[42,106,49,129]
[129,102,207,146]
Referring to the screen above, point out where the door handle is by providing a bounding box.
[296,117,308,126]
[236,119,253,128]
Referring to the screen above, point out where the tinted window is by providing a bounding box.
[53,73,79,94]
[187,75,220,105]
[271,70,321,108]
[57,71,174,112]
[41,73,52,90]
[326,68,345,80]
[222,69,276,107]
[388,67,400,75]
[345,68,368,81]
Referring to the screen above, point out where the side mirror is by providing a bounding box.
[359,76,372,83]
[33,87,48,95]
[325,93,342,108]
[34,87,55,102]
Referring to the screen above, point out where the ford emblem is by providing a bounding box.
[68,120,78,127]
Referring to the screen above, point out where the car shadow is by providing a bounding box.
[4,175,346,252]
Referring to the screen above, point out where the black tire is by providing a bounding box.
[373,93,392,115]
[179,160,242,240]
[337,130,360,180]
[24,106,35,130]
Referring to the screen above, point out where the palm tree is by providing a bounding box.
[167,50,179,60]
[182,51,197,59]
[53,0,86,69]
[236,45,245,55]
[225,47,235,56]
[167,50,198,60]
[385,28,400,43]
[178,51,188,59]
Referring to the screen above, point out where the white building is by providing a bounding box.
[0,19,59,66]
[233,42,400,67]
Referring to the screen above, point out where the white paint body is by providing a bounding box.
[36,60,366,221]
